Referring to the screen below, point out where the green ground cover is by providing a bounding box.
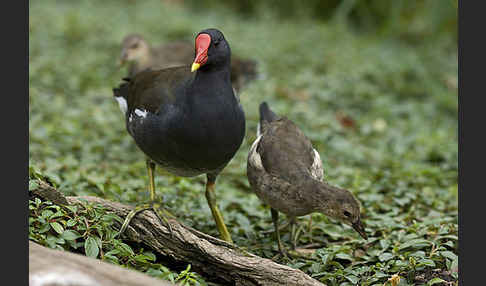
[29,1,457,285]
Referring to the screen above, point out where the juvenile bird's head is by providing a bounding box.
[119,34,150,66]
[314,183,367,239]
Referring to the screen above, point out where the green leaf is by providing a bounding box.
[118,242,134,256]
[319,224,345,239]
[393,197,410,206]
[417,258,436,267]
[449,257,458,275]
[146,268,163,278]
[335,253,353,261]
[38,223,51,234]
[65,205,78,213]
[427,277,446,285]
[440,251,457,261]
[443,241,455,248]
[61,230,81,241]
[379,239,390,250]
[50,222,64,234]
[46,235,64,248]
[105,249,120,256]
[41,210,54,219]
[142,251,156,261]
[409,251,426,258]
[310,263,322,273]
[321,253,333,265]
[378,252,394,262]
[84,236,99,258]
[101,213,124,224]
[134,254,154,263]
[398,239,431,250]
[66,218,77,227]
[344,275,359,284]
[438,235,458,240]
[50,211,64,219]
[29,180,39,191]
[104,254,119,264]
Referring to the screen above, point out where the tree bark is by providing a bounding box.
[30,181,324,286]
[29,241,174,286]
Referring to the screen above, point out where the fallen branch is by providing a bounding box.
[29,241,174,286]
[31,181,325,286]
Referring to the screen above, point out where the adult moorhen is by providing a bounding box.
[113,28,246,243]
[119,33,258,91]
[247,102,367,255]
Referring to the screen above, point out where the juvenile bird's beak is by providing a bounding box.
[118,60,125,69]
[352,218,368,240]
[118,57,127,68]
[191,33,211,72]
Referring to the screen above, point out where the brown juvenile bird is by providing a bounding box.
[247,102,367,255]
[119,34,257,91]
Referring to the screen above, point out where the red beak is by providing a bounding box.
[192,33,211,71]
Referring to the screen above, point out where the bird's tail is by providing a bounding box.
[259,102,279,123]
[258,102,279,136]
[113,77,131,99]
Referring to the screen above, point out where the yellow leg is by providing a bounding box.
[147,159,156,201]
[118,159,172,236]
[205,175,233,243]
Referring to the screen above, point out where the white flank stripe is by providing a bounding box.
[310,148,324,181]
[134,109,148,118]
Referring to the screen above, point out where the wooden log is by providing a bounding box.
[30,181,324,286]
[29,241,174,286]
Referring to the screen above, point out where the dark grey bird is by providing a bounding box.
[247,102,367,255]
[113,29,246,243]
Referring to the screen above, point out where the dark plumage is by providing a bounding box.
[114,29,246,243]
[247,102,367,254]
[119,33,258,91]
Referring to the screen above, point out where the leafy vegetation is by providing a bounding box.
[29,171,206,285]
[29,1,457,285]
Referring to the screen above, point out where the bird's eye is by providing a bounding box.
[214,40,221,46]
[343,211,351,217]
[130,43,139,49]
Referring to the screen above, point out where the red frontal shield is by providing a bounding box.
[194,33,211,66]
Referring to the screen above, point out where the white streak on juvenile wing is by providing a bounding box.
[310,148,324,181]
[248,135,264,171]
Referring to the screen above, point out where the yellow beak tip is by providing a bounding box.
[191,63,200,72]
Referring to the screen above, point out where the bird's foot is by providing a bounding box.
[272,249,292,262]
[272,249,315,262]
[117,202,174,237]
